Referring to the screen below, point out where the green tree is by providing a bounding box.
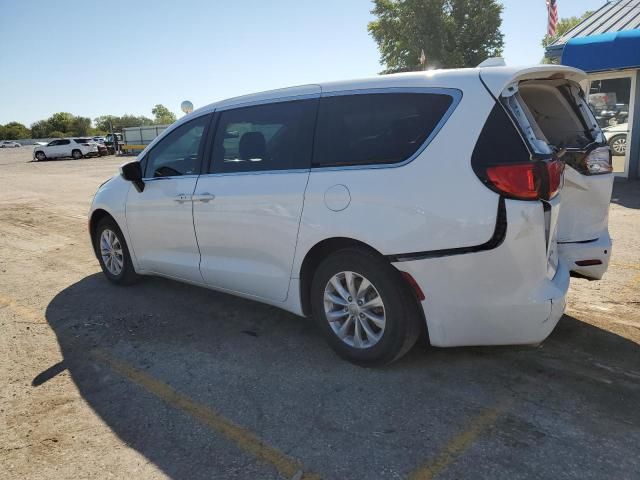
[151,104,177,125]
[47,112,75,134]
[1,122,31,140]
[542,11,593,64]
[30,120,49,138]
[94,114,154,132]
[70,116,91,136]
[368,0,504,73]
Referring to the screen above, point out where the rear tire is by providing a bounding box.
[310,247,422,367]
[72,149,83,160]
[94,217,139,285]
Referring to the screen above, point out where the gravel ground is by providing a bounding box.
[1,146,639,480]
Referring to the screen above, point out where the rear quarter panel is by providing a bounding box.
[293,79,500,276]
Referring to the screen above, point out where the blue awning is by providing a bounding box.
[561,29,640,73]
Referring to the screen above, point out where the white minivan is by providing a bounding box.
[89,65,614,365]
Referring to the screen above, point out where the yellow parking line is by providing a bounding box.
[91,349,320,480]
[408,401,509,480]
[1,294,318,480]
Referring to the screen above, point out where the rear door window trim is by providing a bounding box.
[312,87,462,171]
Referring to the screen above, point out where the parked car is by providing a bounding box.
[92,136,106,143]
[0,141,21,148]
[603,123,628,156]
[33,138,99,161]
[88,65,614,365]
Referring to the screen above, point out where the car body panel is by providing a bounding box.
[194,171,310,302]
[125,176,203,284]
[395,197,568,347]
[293,82,499,277]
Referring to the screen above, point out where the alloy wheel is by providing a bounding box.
[612,137,626,155]
[323,271,386,349]
[100,228,124,276]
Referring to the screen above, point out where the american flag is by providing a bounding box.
[547,0,558,37]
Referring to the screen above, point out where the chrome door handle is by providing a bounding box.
[192,192,215,203]
[174,193,190,203]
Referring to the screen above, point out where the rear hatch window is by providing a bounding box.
[502,79,610,174]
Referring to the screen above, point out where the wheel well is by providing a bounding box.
[299,237,388,317]
[89,209,114,255]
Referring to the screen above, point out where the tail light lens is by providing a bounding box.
[82,143,91,146]
[485,159,564,201]
[583,146,612,174]
[486,163,538,200]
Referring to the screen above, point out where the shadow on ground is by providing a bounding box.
[42,274,640,479]
[611,178,640,209]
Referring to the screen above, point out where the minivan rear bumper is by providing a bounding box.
[558,230,612,280]
[392,199,570,347]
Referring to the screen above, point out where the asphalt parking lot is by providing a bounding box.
[1,146,639,479]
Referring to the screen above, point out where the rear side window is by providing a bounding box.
[313,93,453,167]
[209,99,318,173]
[58,139,70,145]
[472,104,531,169]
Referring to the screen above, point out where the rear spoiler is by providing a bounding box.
[479,65,588,98]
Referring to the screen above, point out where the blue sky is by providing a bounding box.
[0,0,606,126]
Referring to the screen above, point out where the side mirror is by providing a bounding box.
[120,161,145,192]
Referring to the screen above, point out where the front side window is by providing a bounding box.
[209,99,318,173]
[144,115,209,178]
[313,92,454,167]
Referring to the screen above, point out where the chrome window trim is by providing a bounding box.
[198,168,311,179]
[141,87,462,179]
[312,87,463,172]
[142,174,200,182]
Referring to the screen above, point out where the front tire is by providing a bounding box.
[35,151,46,161]
[311,247,422,366]
[609,134,627,156]
[72,149,83,160]
[94,217,139,285]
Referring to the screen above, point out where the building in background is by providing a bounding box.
[546,0,640,179]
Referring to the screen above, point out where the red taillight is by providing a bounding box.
[486,163,538,200]
[546,159,564,198]
[485,159,564,201]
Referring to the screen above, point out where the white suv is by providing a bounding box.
[89,65,614,365]
[33,138,98,161]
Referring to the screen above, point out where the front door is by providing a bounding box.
[126,114,211,283]
[193,97,318,302]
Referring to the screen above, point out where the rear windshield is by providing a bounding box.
[503,80,603,154]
